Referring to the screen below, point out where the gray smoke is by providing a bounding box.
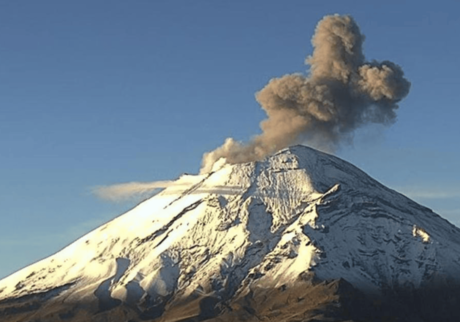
[201,14,410,173]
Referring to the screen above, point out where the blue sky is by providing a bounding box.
[1,1,459,279]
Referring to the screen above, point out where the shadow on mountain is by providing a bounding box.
[2,275,460,322]
[212,278,460,322]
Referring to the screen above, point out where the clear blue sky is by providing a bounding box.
[1,1,459,279]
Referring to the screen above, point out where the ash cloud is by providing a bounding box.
[201,14,410,173]
[93,181,175,202]
[92,175,206,202]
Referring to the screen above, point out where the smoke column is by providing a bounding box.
[201,15,410,173]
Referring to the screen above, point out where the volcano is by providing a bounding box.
[1,145,460,321]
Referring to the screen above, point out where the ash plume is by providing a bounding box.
[201,14,410,173]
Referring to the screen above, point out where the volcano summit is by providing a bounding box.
[1,146,460,321]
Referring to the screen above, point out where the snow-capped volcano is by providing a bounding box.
[1,145,460,322]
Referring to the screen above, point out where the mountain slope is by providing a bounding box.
[1,145,460,321]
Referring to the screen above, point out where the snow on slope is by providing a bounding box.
[1,145,460,310]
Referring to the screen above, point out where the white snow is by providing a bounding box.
[412,225,430,243]
[1,145,460,305]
